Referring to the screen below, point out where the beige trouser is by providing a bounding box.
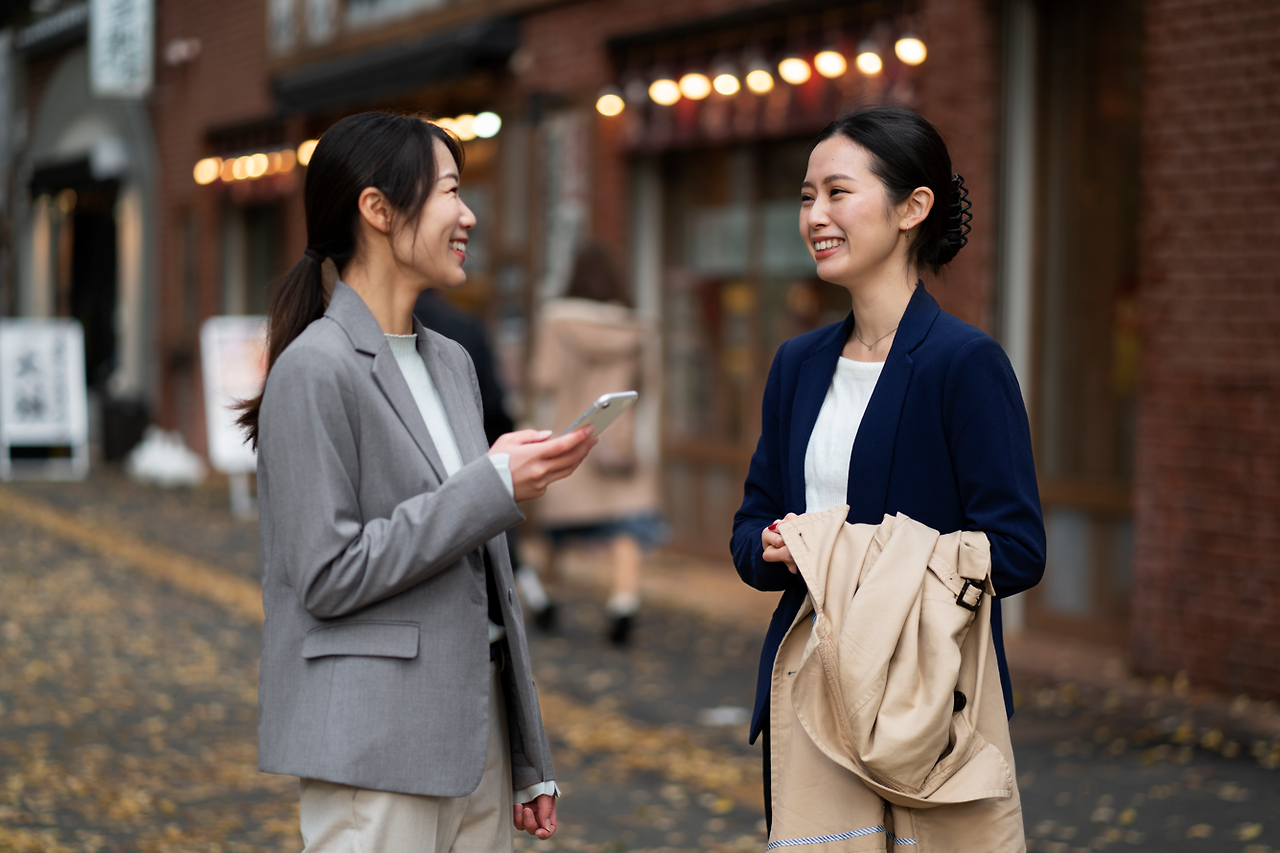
[299,662,514,853]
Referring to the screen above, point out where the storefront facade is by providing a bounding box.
[2,0,1277,697]
[517,0,1280,699]
[6,6,159,459]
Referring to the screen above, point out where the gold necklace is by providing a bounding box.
[853,325,898,351]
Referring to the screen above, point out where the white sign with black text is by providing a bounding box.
[0,319,90,481]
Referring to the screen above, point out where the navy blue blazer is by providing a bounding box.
[731,284,1045,743]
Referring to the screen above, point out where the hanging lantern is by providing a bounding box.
[678,72,713,100]
[744,56,774,94]
[649,75,681,106]
[712,60,740,95]
[596,86,625,116]
[814,48,847,79]
[894,34,927,65]
[856,39,883,76]
[778,55,812,85]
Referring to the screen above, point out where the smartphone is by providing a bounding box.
[560,391,639,437]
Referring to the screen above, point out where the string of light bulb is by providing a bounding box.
[433,111,502,142]
[192,140,317,186]
[595,33,927,116]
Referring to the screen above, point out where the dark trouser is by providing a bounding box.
[761,710,772,835]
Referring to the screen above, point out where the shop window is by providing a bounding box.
[222,204,285,317]
[346,0,445,30]
[659,139,846,555]
[1032,0,1142,637]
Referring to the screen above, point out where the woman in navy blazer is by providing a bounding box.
[731,108,1045,823]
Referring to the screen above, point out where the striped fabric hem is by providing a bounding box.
[766,825,886,849]
[891,838,918,845]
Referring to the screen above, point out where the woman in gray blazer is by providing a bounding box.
[238,112,594,852]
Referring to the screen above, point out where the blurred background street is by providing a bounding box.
[1,473,1278,853]
[1,0,1279,849]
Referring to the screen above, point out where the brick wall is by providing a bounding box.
[1131,0,1280,697]
[916,0,1001,332]
[149,0,286,446]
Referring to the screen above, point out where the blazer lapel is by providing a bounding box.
[845,284,941,521]
[788,313,855,510]
[327,282,447,481]
[416,319,488,463]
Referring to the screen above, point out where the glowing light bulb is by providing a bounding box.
[248,153,269,178]
[297,139,319,166]
[745,68,774,94]
[814,50,847,78]
[856,51,883,75]
[453,115,477,141]
[713,73,740,96]
[596,90,625,116]
[778,57,812,85]
[473,111,502,137]
[895,36,927,66]
[279,149,297,172]
[649,78,681,106]
[193,157,222,185]
[232,156,251,180]
[220,159,236,182]
[678,72,712,100]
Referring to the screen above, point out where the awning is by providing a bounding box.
[272,16,519,114]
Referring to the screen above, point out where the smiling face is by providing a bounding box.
[391,137,475,290]
[800,137,913,289]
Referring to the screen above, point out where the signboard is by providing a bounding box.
[0,319,90,480]
[90,0,154,98]
[200,316,266,475]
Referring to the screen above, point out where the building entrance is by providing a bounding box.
[30,160,119,390]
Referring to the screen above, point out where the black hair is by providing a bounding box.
[813,106,970,273]
[237,111,465,446]
[566,242,632,308]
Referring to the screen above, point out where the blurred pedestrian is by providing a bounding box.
[731,107,1045,839]
[238,111,596,852]
[528,243,667,646]
[414,290,556,630]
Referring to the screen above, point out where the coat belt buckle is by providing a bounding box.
[956,579,983,611]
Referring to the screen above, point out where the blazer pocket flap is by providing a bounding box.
[302,620,420,660]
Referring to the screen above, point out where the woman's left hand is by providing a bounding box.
[513,793,557,839]
[762,513,800,573]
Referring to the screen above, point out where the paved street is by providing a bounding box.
[1,471,1278,852]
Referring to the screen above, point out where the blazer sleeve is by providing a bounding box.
[942,336,1046,598]
[731,343,797,592]
[259,344,524,619]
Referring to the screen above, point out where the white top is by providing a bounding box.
[386,334,560,803]
[804,357,885,514]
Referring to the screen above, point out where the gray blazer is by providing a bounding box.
[256,281,554,797]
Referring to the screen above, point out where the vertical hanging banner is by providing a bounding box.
[90,0,154,98]
[0,319,90,481]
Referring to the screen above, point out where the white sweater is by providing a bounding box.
[804,357,885,514]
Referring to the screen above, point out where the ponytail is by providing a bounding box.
[235,250,327,448]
